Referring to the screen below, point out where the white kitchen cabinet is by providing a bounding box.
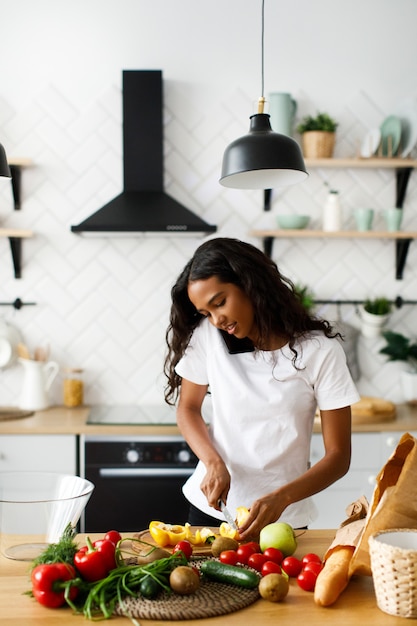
[309,430,417,529]
[0,434,77,474]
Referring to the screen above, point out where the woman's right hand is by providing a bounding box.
[199,460,231,510]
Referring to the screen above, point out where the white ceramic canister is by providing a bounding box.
[322,190,342,231]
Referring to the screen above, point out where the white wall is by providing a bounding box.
[1,0,416,409]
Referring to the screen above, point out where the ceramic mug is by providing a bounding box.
[268,92,297,136]
[354,208,374,231]
[384,208,403,231]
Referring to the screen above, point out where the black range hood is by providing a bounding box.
[71,70,216,236]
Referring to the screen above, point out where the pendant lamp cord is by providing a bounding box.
[261,0,265,99]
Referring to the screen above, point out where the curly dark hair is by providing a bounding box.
[164,237,338,404]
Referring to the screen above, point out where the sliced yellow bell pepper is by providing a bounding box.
[236,506,250,526]
[184,523,216,545]
[219,521,240,540]
[148,521,187,547]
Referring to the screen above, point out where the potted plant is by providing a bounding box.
[296,111,338,158]
[379,331,417,404]
[359,297,392,338]
[294,284,315,312]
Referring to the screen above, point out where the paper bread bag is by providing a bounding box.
[349,432,417,576]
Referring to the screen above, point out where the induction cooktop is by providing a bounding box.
[86,405,178,425]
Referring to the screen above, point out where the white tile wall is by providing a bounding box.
[1,83,417,410]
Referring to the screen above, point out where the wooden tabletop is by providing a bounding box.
[0,530,409,625]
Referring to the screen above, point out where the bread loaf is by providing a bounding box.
[314,545,354,606]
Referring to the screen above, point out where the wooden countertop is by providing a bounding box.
[0,404,417,436]
[0,530,404,626]
[0,530,407,625]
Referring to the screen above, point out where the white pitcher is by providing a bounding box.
[18,358,59,411]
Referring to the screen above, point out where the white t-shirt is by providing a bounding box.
[175,319,360,528]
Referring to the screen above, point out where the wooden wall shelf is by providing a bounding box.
[256,158,417,279]
[1,159,34,278]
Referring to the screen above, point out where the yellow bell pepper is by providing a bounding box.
[184,523,216,545]
[148,521,187,547]
[219,522,240,540]
[236,506,250,526]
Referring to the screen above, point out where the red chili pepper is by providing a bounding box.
[74,536,116,582]
[31,563,78,608]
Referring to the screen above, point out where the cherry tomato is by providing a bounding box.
[236,543,259,565]
[281,556,303,577]
[261,560,282,576]
[243,541,262,553]
[262,547,284,564]
[303,561,323,576]
[172,540,193,560]
[104,530,122,545]
[297,569,318,591]
[219,550,239,566]
[247,553,269,572]
[301,552,322,566]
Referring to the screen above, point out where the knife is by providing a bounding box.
[218,499,237,530]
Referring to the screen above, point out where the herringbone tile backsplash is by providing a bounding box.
[1,83,416,409]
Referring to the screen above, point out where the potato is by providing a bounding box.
[211,536,239,557]
[259,573,289,602]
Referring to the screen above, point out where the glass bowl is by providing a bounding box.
[0,471,94,560]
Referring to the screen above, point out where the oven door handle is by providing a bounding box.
[98,468,194,478]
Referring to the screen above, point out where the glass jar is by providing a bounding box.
[63,368,84,407]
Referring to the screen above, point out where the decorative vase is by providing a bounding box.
[301,131,335,158]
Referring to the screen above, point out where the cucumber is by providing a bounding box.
[200,560,260,589]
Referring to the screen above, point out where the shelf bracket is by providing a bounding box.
[396,238,412,280]
[396,167,413,208]
[8,237,23,279]
[9,164,22,211]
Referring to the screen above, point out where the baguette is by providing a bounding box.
[314,545,355,607]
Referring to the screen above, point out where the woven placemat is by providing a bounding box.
[115,579,259,620]
[114,559,259,620]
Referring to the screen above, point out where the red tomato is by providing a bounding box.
[172,540,193,560]
[104,530,122,545]
[262,547,284,564]
[303,561,323,576]
[301,552,322,566]
[261,560,282,577]
[297,569,318,591]
[243,541,261,553]
[247,553,269,572]
[236,543,259,565]
[281,556,303,578]
[219,550,239,566]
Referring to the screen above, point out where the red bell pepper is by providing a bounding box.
[74,536,116,582]
[31,562,78,608]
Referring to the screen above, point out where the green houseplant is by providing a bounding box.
[296,111,338,158]
[294,284,315,313]
[360,297,392,338]
[380,330,417,404]
[379,331,417,373]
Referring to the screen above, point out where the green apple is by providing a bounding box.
[259,522,297,556]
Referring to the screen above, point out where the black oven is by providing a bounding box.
[80,435,198,533]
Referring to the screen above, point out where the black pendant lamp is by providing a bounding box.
[220,0,308,190]
[0,143,11,178]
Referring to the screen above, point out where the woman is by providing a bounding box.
[164,238,359,540]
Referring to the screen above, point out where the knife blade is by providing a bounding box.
[218,499,237,530]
